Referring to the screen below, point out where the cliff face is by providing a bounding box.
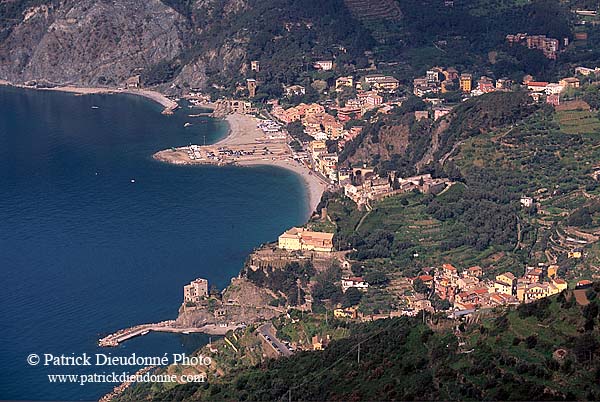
[0,0,249,89]
[0,0,191,86]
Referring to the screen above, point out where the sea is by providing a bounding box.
[0,86,308,400]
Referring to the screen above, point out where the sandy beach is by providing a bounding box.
[154,113,329,216]
[0,79,327,214]
[0,80,178,114]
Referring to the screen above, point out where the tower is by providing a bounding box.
[247,79,257,98]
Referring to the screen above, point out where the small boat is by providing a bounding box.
[131,179,136,183]
[184,122,192,127]
[182,331,190,334]
[91,106,99,109]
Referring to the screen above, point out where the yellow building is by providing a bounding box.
[495,272,516,296]
[334,307,357,319]
[459,73,472,93]
[278,227,334,252]
[494,281,513,296]
[309,140,328,157]
[552,277,568,293]
[305,103,325,117]
[336,76,354,89]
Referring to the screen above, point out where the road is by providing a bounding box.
[257,323,293,357]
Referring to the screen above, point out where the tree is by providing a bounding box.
[343,287,363,307]
[413,278,429,294]
[364,270,389,286]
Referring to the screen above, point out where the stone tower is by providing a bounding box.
[247,79,257,98]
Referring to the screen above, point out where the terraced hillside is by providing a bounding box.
[343,0,402,21]
[118,286,600,401]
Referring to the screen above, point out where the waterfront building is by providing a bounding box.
[183,278,209,303]
[278,227,334,252]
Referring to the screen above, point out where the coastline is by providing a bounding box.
[155,113,329,217]
[0,80,178,114]
[221,114,328,216]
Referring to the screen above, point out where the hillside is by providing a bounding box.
[117,285,600,401]
[0,0,591,95]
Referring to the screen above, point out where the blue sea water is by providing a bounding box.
[0,87,308,400]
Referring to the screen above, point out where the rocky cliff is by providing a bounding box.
[0,0,371,95]
[0,0,246,90]
[0,1,186,85]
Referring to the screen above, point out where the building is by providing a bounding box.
[465,266,483,278]
[520,196,534,208]
[575,66,600,76]
[413,274,434,287]
[415,110,429,121]
[312,335,330,350]
[341,277,369,293]
[334,307,358,318]
[309,140,328,156]
[477,76,494,93]
[314,60,333,71]
[496,78,513,90]
[426,69,441,82]
[523,282,559,302]
[365,75,400,92]
[545,83,564,95]
[552,278,568,293]
[125,75,141,89]
[489,293,519,306]
[444,67,459,80]
[526,35,559,59]
[250,60,260,72]
[184,278,209,303]
[247,79,257,98]
[336,76,354,90]
[547,93,561,107]
[495,272,517,296]
[559,77,580,89]
[459,74,472,93]
[357,91,383,107]
[433,106,452,120]
[527,81,549,92]
[508,34,560,59]
[284,84,306,97]
[278,227,334,252]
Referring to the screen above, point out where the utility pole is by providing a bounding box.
[357,343,361,365]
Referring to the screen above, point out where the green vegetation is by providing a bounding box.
[556,109,600,135]
[245,261,315,305]
[119,287,600,401]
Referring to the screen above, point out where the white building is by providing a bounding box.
[341,277,369,293]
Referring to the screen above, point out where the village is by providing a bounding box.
[163,32,600,204]
[153,29,600,354]
[175,215,594,356]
